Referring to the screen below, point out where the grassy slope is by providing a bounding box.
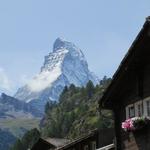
[0,118,40,138]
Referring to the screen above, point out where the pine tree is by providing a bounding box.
[22,128,40,149]
[10,139,24,150]
[11,128,40,150]
[86,80,95,99]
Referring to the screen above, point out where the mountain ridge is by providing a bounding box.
[14,38,99,112]
[0,93,43,118]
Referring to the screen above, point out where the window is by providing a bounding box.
[126,104,135,119]
[146,101,150,116]
[125,99,150,119]
[143,98,150,116]
[126,98,150,119]
[91,141,96,150]
[135,101,143,117]
[129,106,135,118]
[84,145,89,150]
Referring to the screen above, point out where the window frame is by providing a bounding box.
[143,97,150,117]
[135,101,143,117]
[126,104,135,119]
[125,97,150,119]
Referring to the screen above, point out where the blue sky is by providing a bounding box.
[0,0,149,95]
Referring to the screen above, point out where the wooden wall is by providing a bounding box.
[114,62,150,150]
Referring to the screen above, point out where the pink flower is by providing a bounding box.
[121,118,134,131]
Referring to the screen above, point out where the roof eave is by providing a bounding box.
[100,17,150,109]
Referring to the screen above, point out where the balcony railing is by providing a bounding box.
[97,143,115,150]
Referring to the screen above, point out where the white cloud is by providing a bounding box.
[27,67,61,92]
[0,67,12,93]
[20,74,31,85]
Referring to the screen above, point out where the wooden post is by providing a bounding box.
[113,107,122,150]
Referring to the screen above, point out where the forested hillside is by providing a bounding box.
[10,128,40,150]
[41,76,113,139]
[11,76,113,150]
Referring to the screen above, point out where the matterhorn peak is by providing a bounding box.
[53,37,66,52]
[14,38,99,112]
[53,37,78,52]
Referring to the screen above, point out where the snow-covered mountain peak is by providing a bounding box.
[53,38,83,56]
[14,38,99,111]
[53,37,67,51]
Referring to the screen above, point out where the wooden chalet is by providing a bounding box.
[31,138,69,150]
[57,129,99,150]
[31,129,114,150]
[100,16,150,150]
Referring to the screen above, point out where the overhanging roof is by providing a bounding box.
[100,16,150,109]
[57,129,98,150]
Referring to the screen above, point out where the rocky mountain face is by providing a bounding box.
[0,93,42,118]
[14,38,99,111]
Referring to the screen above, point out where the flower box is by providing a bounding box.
[122,117,150,132]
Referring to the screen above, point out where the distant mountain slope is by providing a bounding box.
[0,93,43,118]
[0,93,41,150]
[14,38,99,111]
[0,129,16,150]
